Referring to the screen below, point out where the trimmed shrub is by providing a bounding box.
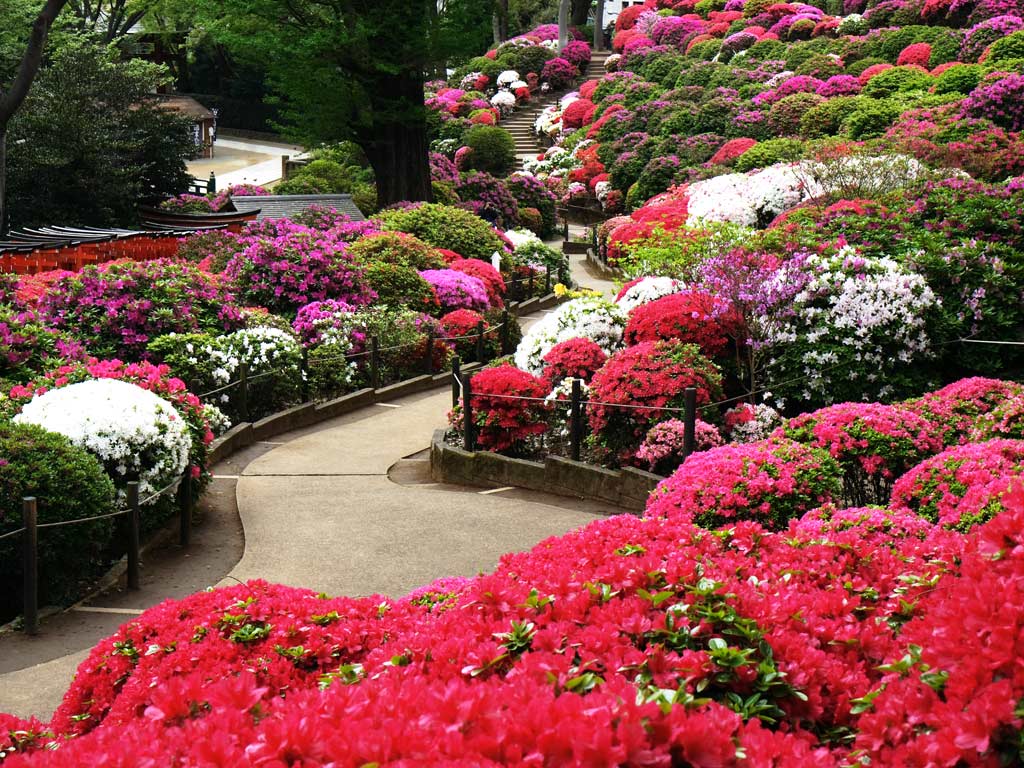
[347,231,446,271]
[463,125,516,177]
[734,137,805,171]
[376,204,507,262]
[451,363,550,452]
[0,423,116,621]
[365,263,439,314]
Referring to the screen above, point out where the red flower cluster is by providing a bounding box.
[709,137,758,166]
[540,336,608,387]
[897,42,932,67]
[623,291,742,359]
[449,258,506,308]
[562,98,596,129]
[588,340,723,463]
[451,364,550,451]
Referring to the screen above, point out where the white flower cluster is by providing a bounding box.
[614,276,687,313]
[490,91,517,114]
[763,250,939,406]
[15,379,191,500]
[687,163,816,229]
[207,326,303,387]
[504,228,544,251]
[532,103,564,139]
[459,71,484,90]
[497,70,520,87]
[522,140,592,179]
[725,403,783,444]
[514,296,626,375]
[604,54,621,72]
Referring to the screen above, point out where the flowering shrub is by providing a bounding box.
[763,250,938,409]
[724,402,785,443]
[890,438,1024,530]
[450,364,549,452]
[904,377,1024,446]
[438,309,497,362]
[13,379,190,501]
[225,225,374,314]
[0,307,84,385]
[291,299,357,346]
[538,337,608,388]
[38,260,243,359]
[613,276,686,312]
[514,296,625,375]
[540,57,577,89]
[783,402,944,506]
[418,269,490,313]
[960,72,1024,132]
[636,417,724,475]
[376,203,508,262]
[646,438,842,529]
[448,258,505,307]
[623,291,742,359]
[588,341,724,464]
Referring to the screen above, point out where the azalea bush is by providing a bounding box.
[646,438,843,529]
[635,417,724,475]
[623,291,743,361]
[450,364,549,453]
[514,296,626,376]
[375,204,508,262]
[782,402,944,506]
[539,337,608,388]
[890,438,1024,530]
[13,379,191,502]
[38,260,244,359]
[418,269,490,313]
[588,341,724,464]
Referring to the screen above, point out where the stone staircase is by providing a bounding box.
[502,49,613,168]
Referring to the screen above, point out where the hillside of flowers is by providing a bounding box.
[1,444,1022,764]
[0,202,568,621]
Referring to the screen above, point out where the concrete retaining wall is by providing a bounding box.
[430,430,662,512]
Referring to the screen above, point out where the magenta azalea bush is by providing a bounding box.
[645,439,843,530]
[418,269,490,312]
[890,438,1024,530]
[225,223,375,313]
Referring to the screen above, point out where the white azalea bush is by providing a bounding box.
[762,249,939,409]
[514,296,626,375]
[614,276,687,313]
[14,379,191,501]
[686,163,816,229]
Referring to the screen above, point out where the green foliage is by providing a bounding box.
[734,138,805,172]
[845,57,887,76]
[844,100,902,139]
[799,96,864,138]
[986,30,1024,64]
[0,423,117,621]
[431,181,460,206]
[463,125,516,177]
[275,176,331,195]
[795,53,845,79]
[861,66,934,98]
[744,39,786,61]
[933,64,983,95]
[364,263,438,314]
[688,39,722,61]
[375,203,506,261]
[7,37,193,228]
[767,93,826,136]
[347,231,445,270]
[616,222,752,281]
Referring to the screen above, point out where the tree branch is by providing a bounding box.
[0,0,70,125]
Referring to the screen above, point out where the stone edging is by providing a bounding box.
[429,429,662,512]
[585,247,623,281]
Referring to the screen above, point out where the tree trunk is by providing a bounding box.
[593,0,604,50]
[0,129,7,235]
[571,0,591,27]
[362,72,433,208]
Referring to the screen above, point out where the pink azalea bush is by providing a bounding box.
[635,417,724,474]
[417,269,490,312]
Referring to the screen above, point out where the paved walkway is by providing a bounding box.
[0,247,623,721]
[187,137,306,188]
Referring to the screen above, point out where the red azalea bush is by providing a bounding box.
[858,62,893,85]
[897,42,932,67]
[588,341,723,464]
[904,376,1024,446]
[645,438,843,529]
[562,98,596,129]
[890,438,1024,530]
[539,337,608,387]
[439,309,497,362]
[782,403,944,506]
[449,258,506,308]
[623,291,742,359]
[709,137,757,166]
[540,57,577,90]
[9,483,1024,765]
[451,363,549,452]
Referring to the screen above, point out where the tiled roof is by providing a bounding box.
[230,194,365,221]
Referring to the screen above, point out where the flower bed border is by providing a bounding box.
[429,429,662,512]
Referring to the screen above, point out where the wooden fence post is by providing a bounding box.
[370,335,381,390]
[126,482,140,591]
[424,328,435,375]
[463,374,477,452]
[682,387,697,459]
[237,363,249,423]
[569,379,585,462]
[22,498,38,636]
[178,468,193,548]
[451,357,462,409]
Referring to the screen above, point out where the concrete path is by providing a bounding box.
[187,137,306,188]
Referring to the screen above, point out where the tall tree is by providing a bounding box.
[210,0,493,207]
[67,0,151,42]
[0,0,69,234]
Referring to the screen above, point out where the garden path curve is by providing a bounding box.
[0,237,619,720]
